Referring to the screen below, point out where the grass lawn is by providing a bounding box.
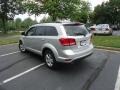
[0,31,21,37]
[93,36,120,48]
[0,31,21,45]
[0,37,19,45]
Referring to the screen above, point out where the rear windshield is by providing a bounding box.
[96,24,109,29]
[64,24,89,36]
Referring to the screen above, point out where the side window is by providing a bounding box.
[26,27,36,36]
[45,26,58,36]
[35,26,45,36]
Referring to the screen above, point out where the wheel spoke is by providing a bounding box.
[19,44,25,52]
[45,54,54,67]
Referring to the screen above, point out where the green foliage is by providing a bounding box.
[0,0,25,33]
[24,0,90,23]
[43,0,90,22]
[40,16,53,23]
[91,0,120,25]
[0,19,3,31]
[70,1,90,23]
[21,18,38,29]
[15,18,22,30]
[7,21,16,31]
[0,18,38,31]
[23,1,42,16]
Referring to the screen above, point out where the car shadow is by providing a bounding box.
[24,50,94,73]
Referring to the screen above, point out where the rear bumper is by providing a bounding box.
[93,31,112,34]
[56,44,94,63]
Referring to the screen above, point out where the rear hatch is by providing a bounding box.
[62,23,92,52]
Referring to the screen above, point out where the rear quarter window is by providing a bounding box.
[45,26,58,36]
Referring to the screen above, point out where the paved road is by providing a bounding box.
[0,44,120,90]
[89,51,120,90]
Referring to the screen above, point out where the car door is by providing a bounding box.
[32,26,45,52]
[24,27,37,49]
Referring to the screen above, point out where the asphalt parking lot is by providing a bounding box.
[113,30,120,36]
[0,44,120,90]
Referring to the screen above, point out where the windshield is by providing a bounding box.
[64,24,89,36]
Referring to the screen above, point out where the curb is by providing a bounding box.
[95,46,120,52]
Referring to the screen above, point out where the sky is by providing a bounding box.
[14,0,109,22]
[88,0,109,10]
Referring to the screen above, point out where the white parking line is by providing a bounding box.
[0,63,45,85]
[0,51,20,57]
[114,65,120,90]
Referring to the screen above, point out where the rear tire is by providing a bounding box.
[43,50,57,69]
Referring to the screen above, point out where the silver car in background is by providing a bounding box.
[93,24,112,35]
[19,22,94,69]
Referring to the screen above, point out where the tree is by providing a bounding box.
[24,0,90,22]
[23,0,43,21]
[70,1,91,23]
[7,20,16,31]
[40,16,52,23]
[109,0,120,24]
[0,19,3,31]
[43,0,84,21]
[91,0,120,25]
[15,18,22,30]
[21,18,37,29]
[0,0,25,33]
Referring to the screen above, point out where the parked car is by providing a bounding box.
[91,24,112,35]
[19,22,94,69]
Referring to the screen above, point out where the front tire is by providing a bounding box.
[19,41,26,53]
[44,50,57,69]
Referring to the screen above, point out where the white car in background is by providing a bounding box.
[93,24,112,35]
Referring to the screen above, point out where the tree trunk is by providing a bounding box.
[52,16,57,22]
[2,18,7,34]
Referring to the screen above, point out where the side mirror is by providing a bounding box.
[21,32,25,36]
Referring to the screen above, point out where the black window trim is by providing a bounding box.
[25,27,36,36]
[25,26,58,36]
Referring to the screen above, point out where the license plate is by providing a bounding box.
[80,40,87,46]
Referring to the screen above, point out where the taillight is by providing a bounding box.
[91,28,96,31]
[59,38,76,46]
[106,28,109,30]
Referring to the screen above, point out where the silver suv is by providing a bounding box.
[19,22,94,69]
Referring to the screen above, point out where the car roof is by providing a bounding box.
[31,22,84,27]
